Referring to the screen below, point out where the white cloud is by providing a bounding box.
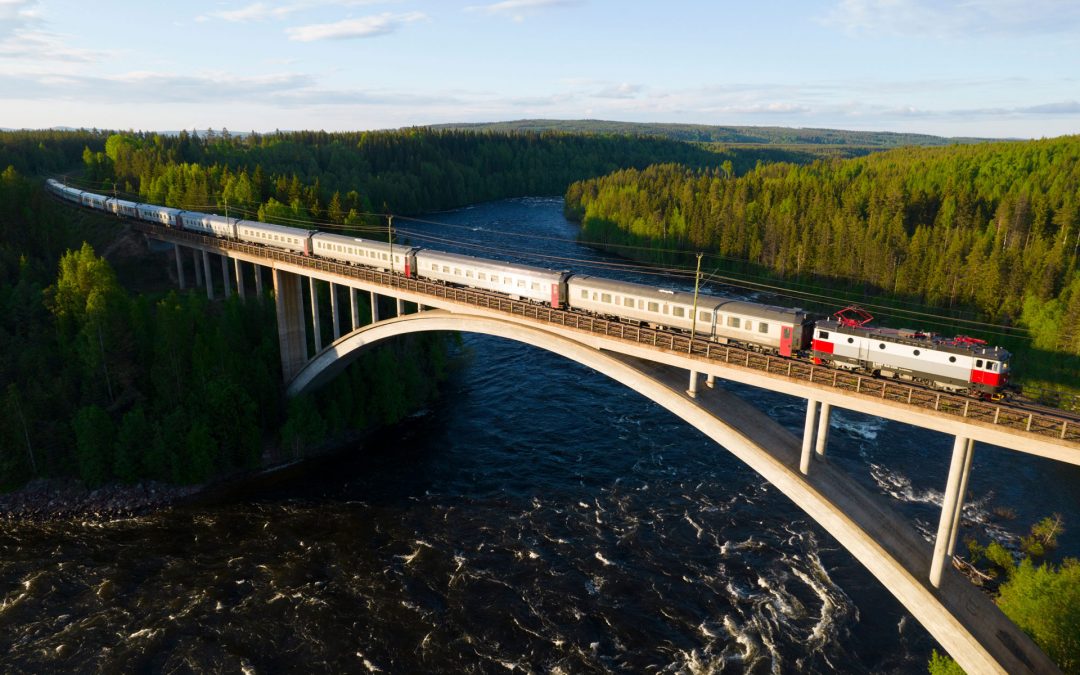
[822,0,1080,38]
[286,11,425,41]
[199,0,395,23]
[594,83,642,99]
[465,0,584,20]
[0,0,41,39]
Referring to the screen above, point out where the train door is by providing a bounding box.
[780,326,793,357]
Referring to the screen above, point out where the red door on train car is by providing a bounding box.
[550,284,560,308]
[779,326,793,357]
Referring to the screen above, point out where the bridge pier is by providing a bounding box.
[930,435,973,587]
[815,402,831,458]
[174,245,186,290]
[273,269,308,382]
[221,255,232,299]
[706,373,715,388]
[193,249,203,287]
[371,292,380,322]
[309,277,322,353]
[202,250,214,300]
[800,398,819,474]
[330,283,341,340]
[687,370,699,398]
[350,288,360,331]
[947,438,975,557]
[235,258,246,300]
[254,264,264,299]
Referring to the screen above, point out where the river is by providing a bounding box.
[2,197,1078,673]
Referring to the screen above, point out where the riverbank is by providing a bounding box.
[0,478,201,523]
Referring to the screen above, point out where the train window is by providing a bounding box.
[648,301,659,313]
[624,297,635,308]
[949,356,957,363]
[443,265,450,273]
[727,317,740,328]
[879,343,886,350]
[699,311,710,322]
[478,272,487,281]
[532,282,540,291]
[819,330,829,339]
[989,362,997,371]
[466,271,473,278]
[454,268,461,276]
[601,293,612,303]
[517,280,526,288]
[672,306,685,318]
[913,349,921,356]
[976,359,983,368]
[758,322,769,334]
[581,289,589,299]
[382,253,388,260]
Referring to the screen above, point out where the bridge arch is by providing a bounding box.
[287,310,1055,675]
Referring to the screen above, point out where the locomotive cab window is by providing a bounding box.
[818,330,829,339]
[976,359,984,368]
[989,362,997,371]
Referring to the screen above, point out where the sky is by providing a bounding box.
[1,0,1078,138]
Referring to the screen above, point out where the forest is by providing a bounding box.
[564,137,1080,392]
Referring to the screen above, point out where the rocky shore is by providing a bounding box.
[0,479,201,523]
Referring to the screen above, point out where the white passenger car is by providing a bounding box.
[415,249,569,306]
[178,212,238,240]
[235,219,312,255]
[310,232,418,275]
[136,203,184,227]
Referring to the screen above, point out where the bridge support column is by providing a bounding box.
[371,292,380,322]
[235,259,245,300]
[309,277,322,353]
[931,435,972,588]
[254,264,264,299]
[273,269,308,382]
[947,438,976,557]
[174,245,186,290]
[350,288,360,331]
[799,399,819,475]
[193,250,203,287]
[687,370,698,398]
[221,255,232,299]
[396,297,405,317]
[706,373,715,388]
[330,283,341,341]
[202,251,214,300]
[815,402,831,458]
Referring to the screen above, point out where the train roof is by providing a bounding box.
[815,318,1011,360]
[233,219,313,237]
[416,248,567,279]
[137,203,183,215]
[569,275,812,322]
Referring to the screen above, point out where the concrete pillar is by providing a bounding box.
[330,283,341,340]
[235,259,246,300]
[706,373,715,389]
[799,399,819,475]
[221,255,231,299]
[273,269,308,382]
[174,244,186,290]
[202,250,214,300]
[370,291,380,322]
[687,370,698,398]
[309,276,322,353]
[815,402,831,457]
[193,249,203,287]
[350,287,360,331]
[396,297,405,316]
[931,435,971,588]
[947,439,976,557]
[254,264,264,299]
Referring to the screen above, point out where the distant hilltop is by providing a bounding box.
[426,119,992,148]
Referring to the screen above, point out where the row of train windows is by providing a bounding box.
[579,289,770,333]
[249,231,297,245]
[430,263,538,290]
[321,244,390,261]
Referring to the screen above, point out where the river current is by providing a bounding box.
[2,197,1079,673]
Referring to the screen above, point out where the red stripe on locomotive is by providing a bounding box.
[970,369,1001,387]
[811,339,834,354]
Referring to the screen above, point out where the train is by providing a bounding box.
[46,178,1011,397]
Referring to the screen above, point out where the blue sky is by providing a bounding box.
[1,0,1078,138]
